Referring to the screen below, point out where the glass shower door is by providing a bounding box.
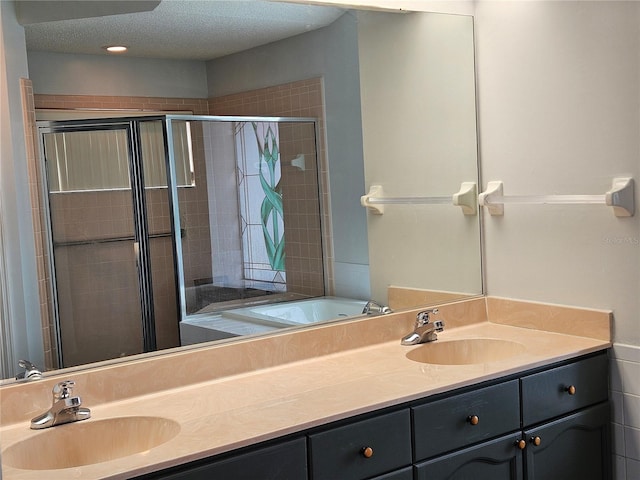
[43,126,148,367]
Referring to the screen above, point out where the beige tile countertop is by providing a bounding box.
[0,296,612,479]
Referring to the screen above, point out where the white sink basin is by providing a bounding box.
[3,416,180,470]
[406,338,526,365]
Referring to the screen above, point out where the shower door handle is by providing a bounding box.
[133,241,140,268]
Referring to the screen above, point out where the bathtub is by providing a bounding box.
[228,297,367,326]
[179,297,367,345]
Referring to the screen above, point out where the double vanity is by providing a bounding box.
[0,296,612,479]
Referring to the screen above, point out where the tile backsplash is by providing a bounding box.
[610,343,640,479]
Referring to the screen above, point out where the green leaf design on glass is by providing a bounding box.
[252,122,285,272]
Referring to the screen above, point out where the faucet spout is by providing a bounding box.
[30,380,91,430]
[401,308,445,345]
[362,300,392,315]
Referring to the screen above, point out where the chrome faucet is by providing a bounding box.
[401,308,445,345]
[30,380,91,429]
[15,359,43,381]
[362,300,393,315]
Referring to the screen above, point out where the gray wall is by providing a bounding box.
[27,50,208,98]
[0,1,44,375]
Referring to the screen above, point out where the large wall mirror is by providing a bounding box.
[1,0,481,381]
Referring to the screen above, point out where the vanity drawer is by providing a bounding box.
[521,353,608,426]
[413,380,520,461]
[308,409,412,480]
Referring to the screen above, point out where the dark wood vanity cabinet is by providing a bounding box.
[414,351,611,480]
[133,352,610,480]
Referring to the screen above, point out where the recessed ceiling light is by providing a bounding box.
[103,45,128,53]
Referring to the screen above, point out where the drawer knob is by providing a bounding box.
[531,436,542,447]
[516,439,527,450]
[565,385,577,395]
[467,415,480,426]
[362,446,374,458]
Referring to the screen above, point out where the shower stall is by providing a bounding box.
[38,115,324,368]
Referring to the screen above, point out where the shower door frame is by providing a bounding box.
[38,116,172,366]
[163,114,322,324]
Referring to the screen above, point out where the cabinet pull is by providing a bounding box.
[467,415,479,425]
[565,385,577,395]
[515,439,527,450]
[361,446,374,458]
[531,436,542,446]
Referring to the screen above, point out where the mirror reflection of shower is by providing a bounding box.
[39,115,335,368]
[174,117,342,346]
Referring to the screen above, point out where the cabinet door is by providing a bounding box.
[136,437,307,480]
[523,402,611,480]
[414,433,523,480]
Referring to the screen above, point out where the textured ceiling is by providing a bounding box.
[22,0,346,60]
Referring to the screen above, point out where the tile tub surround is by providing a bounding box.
[0,297,611,479]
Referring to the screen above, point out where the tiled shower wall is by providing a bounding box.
[175,121,215,290]
[195,117,324,302]
[278,121,324,296]
[33,95,209,113]
[611,344,640,479]
[208,78,330,297]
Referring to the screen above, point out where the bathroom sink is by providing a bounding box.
[406,338,526,365]
[2,416,180,470]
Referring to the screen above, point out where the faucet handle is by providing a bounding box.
[53,380,76,400]
[16,359,43,381]
[416,308,439,326]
